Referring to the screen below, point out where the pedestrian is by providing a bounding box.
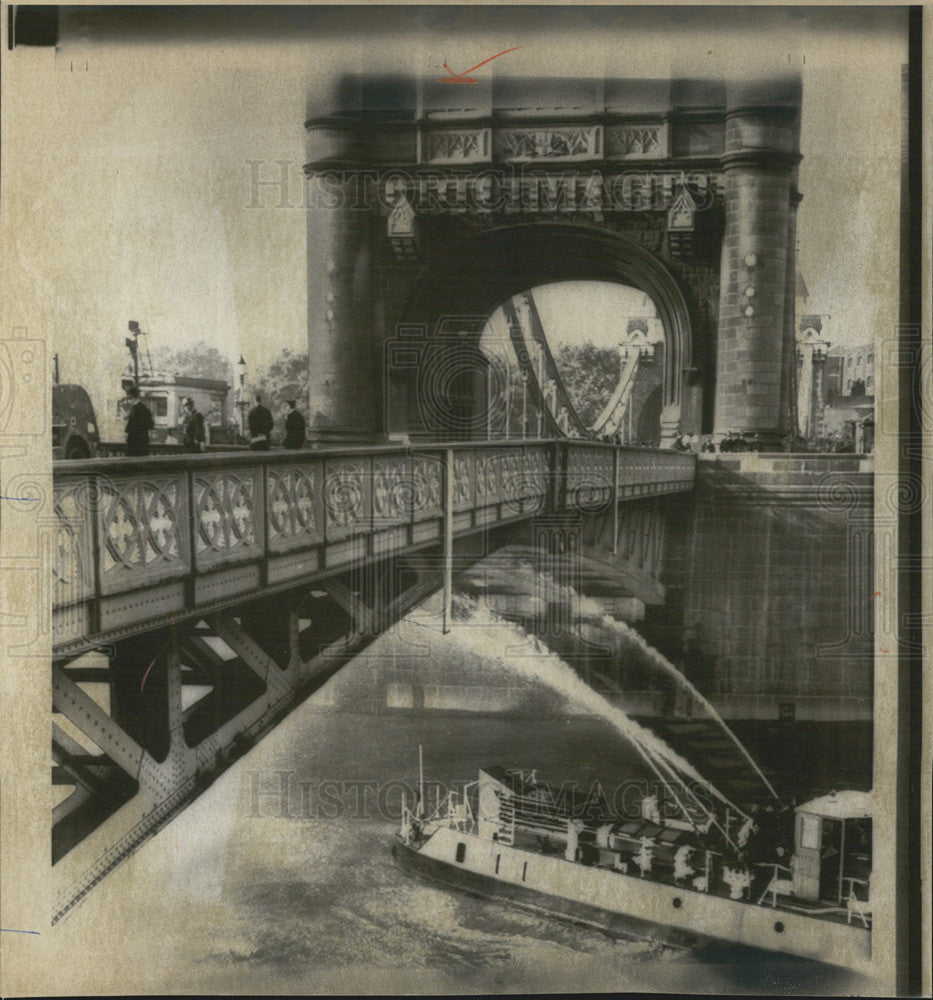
[671,432,692,452]
[181,396,206,453]
[247,393,274,451]
[283,398,306,450]
[124,383,154,457]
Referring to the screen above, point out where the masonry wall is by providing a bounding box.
[684,454,873,720]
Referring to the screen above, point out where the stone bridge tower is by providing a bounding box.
[303,74,801,446]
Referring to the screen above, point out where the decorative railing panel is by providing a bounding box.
[616,449,695,492]
[267,462,324,553]
[519,447,550,509]
[53,477,96,607]
[372,456,410,528]
[98,474,190,595]
[475,450,502,505]
[566,446,615,510]
[452,451,475,512]
[194,468,263,571]
[410,454,443,521]
[51,442,695,652]
[322,458,370,541]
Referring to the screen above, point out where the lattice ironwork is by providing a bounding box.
[411,455,442,516]
[194,472,259,560]
[268,465,320,550]
[53,479,95,604]
[453,452,474,510]
[373,458,409,524]
[567,447,614,511]
[98,476,188,589]
[323,461,366,533]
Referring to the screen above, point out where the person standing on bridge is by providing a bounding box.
[283,399,306,449]
[124,383,154,457]
[181,396,206,453]
[247,394,274,450]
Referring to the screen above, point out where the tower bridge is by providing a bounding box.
[50,441,693,921]
[43,70,874,922]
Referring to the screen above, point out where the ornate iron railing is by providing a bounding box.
[52,441,695,654]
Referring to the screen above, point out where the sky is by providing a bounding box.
[1,5,907,426]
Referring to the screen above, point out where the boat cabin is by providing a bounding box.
[791,790,872,906]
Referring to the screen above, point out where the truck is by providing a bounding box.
[118,370,237,445]
[52,382,101,460]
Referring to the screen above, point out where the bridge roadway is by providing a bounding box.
[50,439,694,922]
[52,440,695,657]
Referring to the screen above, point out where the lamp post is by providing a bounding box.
[521,370,528,440]
[237,356,248,441]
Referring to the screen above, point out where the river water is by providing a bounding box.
[48,599,873,995]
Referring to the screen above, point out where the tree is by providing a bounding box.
[253,348,310,424]
[552,341,620,428]
[150,341,232,383]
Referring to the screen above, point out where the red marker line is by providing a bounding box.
[439,46,521,84]
[140,638,171,691]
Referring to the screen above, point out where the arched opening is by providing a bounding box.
[389,222,694,442]
[477,281,667,444]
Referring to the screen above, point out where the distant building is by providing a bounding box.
[824,344,875,399]
[796,331,874,452]
[795,316,829,439]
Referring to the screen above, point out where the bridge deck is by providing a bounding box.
[52,440,695,657]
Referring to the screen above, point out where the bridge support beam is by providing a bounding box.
[50,565,449,922]
[109,628,174,762]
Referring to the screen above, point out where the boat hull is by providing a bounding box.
[394,827,872,974]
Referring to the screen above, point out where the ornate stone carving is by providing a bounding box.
[493,125,602,162]
[606,123,668,159]
[423,128,491,164]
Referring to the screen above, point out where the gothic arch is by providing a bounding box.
[398,221,693,435]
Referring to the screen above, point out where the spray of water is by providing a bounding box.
[578,608,780,803]
[455,554,777,805]
[405,594,745,821]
